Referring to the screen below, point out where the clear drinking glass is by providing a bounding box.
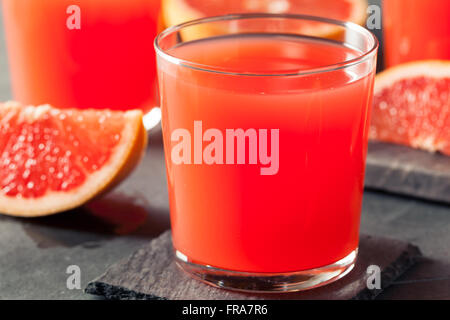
[155,14,378,292]
[2,0,162,129]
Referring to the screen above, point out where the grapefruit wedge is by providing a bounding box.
[0,102,147,217]
[162,0,367,34]
[370,60,450,156]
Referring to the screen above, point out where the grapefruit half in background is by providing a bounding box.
[370,60,450,156]
[162,0,368,40]
[0,102,147,217]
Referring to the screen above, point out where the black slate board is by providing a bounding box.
[365,142,450,204]
[85,231,421,300]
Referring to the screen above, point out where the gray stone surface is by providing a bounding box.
[366,142,450,204]
[85,231,421,300]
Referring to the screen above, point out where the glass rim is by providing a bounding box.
[154,13,379,77]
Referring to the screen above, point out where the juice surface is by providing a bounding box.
[2,0,160,111]
[383,0,450,68]
[158,34,376,273]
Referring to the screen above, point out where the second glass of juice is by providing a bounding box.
[156,14,378,292]
[2,0,162,129]
[383,0,450,68]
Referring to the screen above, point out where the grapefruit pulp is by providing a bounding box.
[0,102,147,217]
[370,60,450,155]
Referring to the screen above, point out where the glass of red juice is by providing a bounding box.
[2,0,162,129]
[155,14,378,292]
[383,0,450,68]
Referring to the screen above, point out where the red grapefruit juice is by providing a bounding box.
[383,0,450,68]
[158,34,376,273]
[2,0,161,112]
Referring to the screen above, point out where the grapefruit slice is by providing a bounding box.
[0,102,147,217]
[162,0,367,34]
[370,60,450,156]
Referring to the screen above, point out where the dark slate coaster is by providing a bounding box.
[365,142,450,204]
[85,231,422,300]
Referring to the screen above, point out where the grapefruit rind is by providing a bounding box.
[0,102,147,217]
[374,60,450,92]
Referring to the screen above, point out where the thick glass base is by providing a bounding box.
[175,249,357,293]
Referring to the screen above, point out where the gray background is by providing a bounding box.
[0,0,449,300]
